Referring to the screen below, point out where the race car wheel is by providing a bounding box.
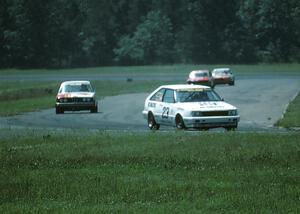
[56,107,64,114]
[225,126,237,131]
[229,81,235,86]
[175,115,186,130]
[148,112,160,130]
[91,106,98,113]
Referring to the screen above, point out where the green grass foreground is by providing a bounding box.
[0,131,299,213]
[276,92,300,129]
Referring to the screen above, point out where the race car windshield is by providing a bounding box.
[63,84,93,93]
[194,72,208,77]
[176,90,222,102]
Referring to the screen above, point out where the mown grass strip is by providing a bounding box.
[276,92,300,129]
[0,131,299,213]
[1,64,300,75]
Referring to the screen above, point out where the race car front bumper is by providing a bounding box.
[183,115,240,128]
[56,101,97,111]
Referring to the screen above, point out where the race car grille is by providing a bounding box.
[59,98,93,103]
[202,111,229,116]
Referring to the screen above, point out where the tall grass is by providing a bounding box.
[1,131,299,213]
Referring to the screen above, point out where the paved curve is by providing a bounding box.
[0,75,299,131]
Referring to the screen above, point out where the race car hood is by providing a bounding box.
[57,92,95,99]
[188,77,209,81]
[175,101,237,111]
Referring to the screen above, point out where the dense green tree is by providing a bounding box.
[3,0,32,67]
[0,0,10,66]
[0,0,299,68]
[114,11,174,64]
[239,0,299,62]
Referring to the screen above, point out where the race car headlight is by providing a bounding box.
[60,98,68,103]
[84,98,93,102]
[228,110,237,116]
[192,111,202,117]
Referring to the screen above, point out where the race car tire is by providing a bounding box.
[56,107,64,114]
[91,106,98,113]
[175,115,186,130]
[148,112,160,130]
[225,126,237,131]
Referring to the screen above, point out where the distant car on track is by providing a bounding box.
[187,70,215,88]
[212,68,235,86]
[142,84,240,131]
[55,80,98,114]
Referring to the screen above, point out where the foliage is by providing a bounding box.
[0,0,300,67]
[114,11,174,64]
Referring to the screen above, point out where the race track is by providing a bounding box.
[0,75,299,131]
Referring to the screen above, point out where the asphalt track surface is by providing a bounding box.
[0,74,299,132]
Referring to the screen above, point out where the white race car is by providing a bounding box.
[142,84,240,130]
[55,81,98,114]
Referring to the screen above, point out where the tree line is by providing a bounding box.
[0,0,299,68]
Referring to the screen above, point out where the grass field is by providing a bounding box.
[1,63,300,76]
[0,131,299,213]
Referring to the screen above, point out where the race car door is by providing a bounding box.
[160,89,175,125]
[149,88,165,123]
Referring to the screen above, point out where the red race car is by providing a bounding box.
[186,70,215,88]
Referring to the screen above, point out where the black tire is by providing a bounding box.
[56,107,64,114]
[225,126,237,131]
[91,106,98,113]
[148,112,160,130]
[229,81,235,86]
[175,115,186,130]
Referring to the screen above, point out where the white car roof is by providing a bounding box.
[60,80,91,86]
[159,84,211,90]
[190,70,209,73]
[212,68,230,72]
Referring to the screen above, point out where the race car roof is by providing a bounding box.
[212,68,230,72]
[159,84,211,90]
[60,80,91,86]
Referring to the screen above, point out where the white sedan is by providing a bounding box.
[142,84,240,130]
[55,81,98,114]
